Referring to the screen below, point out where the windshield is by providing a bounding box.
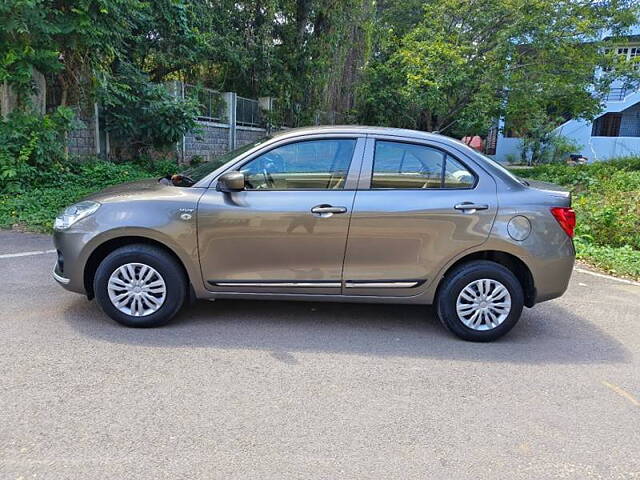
[180,138,269,184]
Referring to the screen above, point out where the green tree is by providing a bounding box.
[1,0,209,157]
[356,0,640,139]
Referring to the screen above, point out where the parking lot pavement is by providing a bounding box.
[0,230,638,480]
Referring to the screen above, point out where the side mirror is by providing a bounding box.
[216,171,245,192]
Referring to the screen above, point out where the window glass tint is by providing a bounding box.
[443,155,475,188]
[240,139,356,190]
[372,141,444,189]
[372,141,475,189]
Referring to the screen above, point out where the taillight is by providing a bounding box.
[550,207,576,238]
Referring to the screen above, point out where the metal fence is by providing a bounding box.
[184,84,225,122]
[236,96,263,127]
[314,110,346,125]
[179,82,344,129]
[604,87,628,102]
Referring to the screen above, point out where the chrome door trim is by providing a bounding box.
[210,281,342,288]
[344,281,421,288]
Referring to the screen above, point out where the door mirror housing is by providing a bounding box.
[217,171,246,192]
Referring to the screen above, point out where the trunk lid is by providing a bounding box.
[524,179,571,206]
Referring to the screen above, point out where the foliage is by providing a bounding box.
[521,157,640,279]
[0,0,61,100]
[0,158,176,232]
[573,240,640,280]
[356,0,640,137]
[1,0,375,145]
[3,0,640,143]
[0,107,75,190]
[520,130,583,165]
[1,0,207,155]
[99,73,200,158]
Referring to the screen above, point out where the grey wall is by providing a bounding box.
[183,123,267,162]
[69,118,267,161]
[237,126,267,145]
[184,122,230,160]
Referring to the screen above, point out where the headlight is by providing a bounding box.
[54,201,101,231]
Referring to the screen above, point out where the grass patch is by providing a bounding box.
[0,159,176,233]
[575,241,640,280]
[519,157,640,280]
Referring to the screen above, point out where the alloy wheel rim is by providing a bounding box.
[455,279,512,331]
[107,263,166,317]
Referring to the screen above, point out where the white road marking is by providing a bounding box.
[574,267,640,287]
[602,381,640,407]
[0,249,56,259]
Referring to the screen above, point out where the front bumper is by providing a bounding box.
[52,265,71,285]
[52,229,94,295]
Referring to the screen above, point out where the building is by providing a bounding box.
[494,28,640,163]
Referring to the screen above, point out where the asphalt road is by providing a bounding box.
[1,231,639,480]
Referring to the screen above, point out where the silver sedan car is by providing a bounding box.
[52,126,575,341]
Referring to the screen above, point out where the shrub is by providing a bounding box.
[0,158,179,232]
[0,105,181,231]
[99,74,200,159]
[0,107,75,192]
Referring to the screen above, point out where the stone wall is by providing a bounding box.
[237,125,268,146]
[183,123,267,162]
[184,122,230,161]
[68,116,268,161]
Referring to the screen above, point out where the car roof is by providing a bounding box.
[270,125,445,141]
[267,125,480,153]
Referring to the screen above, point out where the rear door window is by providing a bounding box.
[371,141,475,189]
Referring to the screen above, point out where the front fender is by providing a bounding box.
[53,189,206,296]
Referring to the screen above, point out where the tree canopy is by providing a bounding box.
[1,0,639,148]
[356,0,640,138]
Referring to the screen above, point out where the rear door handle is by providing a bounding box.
[311,204,347,217]
[454,202,489,213]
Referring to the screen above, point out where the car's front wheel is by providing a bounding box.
[436,260,524,342]
[94,244,187,327]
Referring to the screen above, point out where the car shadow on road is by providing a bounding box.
[62,297,630,365]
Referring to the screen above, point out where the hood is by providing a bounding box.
[84,179,178,203]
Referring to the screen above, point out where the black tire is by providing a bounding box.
[435,260,524,342]
[94,244,187,327]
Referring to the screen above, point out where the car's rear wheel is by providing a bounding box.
[436,260,524,342]
[94,244,186,327]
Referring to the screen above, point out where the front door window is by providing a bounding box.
[240,139,356,190]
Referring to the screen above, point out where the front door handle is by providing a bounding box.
[454,202,489,213]
[311,204,347,217]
